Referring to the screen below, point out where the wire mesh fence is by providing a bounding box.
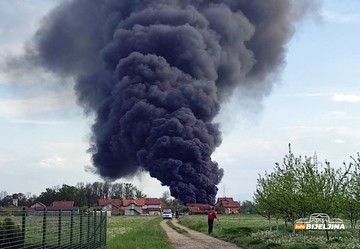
[0,208,107,249]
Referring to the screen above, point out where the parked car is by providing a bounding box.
[162,209,173,219]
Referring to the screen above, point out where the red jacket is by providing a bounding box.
[208,209,217,220]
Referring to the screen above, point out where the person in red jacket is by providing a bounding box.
[208,206,218,234]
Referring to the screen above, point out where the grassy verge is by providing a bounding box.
[166,220,188,235]
[107,216,174,249]
[177,214,360,249]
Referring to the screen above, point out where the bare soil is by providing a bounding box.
[160,219,243,249]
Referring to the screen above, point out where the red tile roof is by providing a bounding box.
[122,199,145,207]
[187,203,211,210]
[216,197,240,209]
[98,199,122,207]
[143,198,161,205]
[29,202,46,208]
[52,201,74,207]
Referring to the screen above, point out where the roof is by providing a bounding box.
[29,202,46,208]
[216,197,240,209]
[97,198,165,208]
[122,199,146,207]
[98,199,122,207]
[188,206,210,213]
[143,198,161,205]
[52,201,74,207]
[187,203,211,210]
[29,207,79,212]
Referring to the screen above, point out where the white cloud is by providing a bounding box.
[29,157,66,168]
[0,156,15,166]
[328,111,345,119]
[7,118,67,125]
[321,10,360,24]
[292,126,360,138]
[335,139,345,144]
[0,95,76,118]
[332,94,360,103]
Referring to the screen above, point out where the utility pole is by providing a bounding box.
[222,183,227,197]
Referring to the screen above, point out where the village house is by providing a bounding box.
[141,198,166,215]
[29,202,46,209]
[27,201,79,212]
[186,203,211,215]
[122,199,145,215]
[97,199,122,215]
[216,197,240,214]
[97,197,166,216]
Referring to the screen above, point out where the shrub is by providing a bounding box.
[0,217,22,248]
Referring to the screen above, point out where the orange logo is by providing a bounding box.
[294,223,306,230]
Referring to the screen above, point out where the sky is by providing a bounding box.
[0,0,359,203]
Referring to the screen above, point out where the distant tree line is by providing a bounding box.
[254,144,360,234]
[0,182,148,210]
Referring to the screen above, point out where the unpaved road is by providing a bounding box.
[160,219,243,249]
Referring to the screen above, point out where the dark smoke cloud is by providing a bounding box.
[6,0,320,204]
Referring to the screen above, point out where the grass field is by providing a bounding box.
[3,213,360,248]
[106,215,174,249]
[177,214,360,249]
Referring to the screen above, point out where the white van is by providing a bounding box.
[162,209,173,219]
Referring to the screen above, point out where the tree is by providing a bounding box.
[37,187,59,206]
[111,183,124,199]
[124,183,135,199]
[135,190,147,199]
[240,200,255,214]
[254,171,280,231]
[254,144,351,234]
[59,184,79,202]
[342,153,360,234]
[161,191,173,207]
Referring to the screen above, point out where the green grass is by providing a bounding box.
[106,216,174,249]
[166,220,188,235]
[177,214,360,249]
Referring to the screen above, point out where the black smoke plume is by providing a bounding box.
[7,0,319,204]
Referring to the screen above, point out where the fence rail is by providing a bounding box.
[0,208,107,249]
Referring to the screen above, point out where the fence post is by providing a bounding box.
[99,211,103,246]
[94,211,97,246]
[42,209,47,248]
[87,212,91,248]
[104,214,107,247]
[80,211,83,246]
[21,207,26,248]
[58,209,62,248]
[70,210,74,247]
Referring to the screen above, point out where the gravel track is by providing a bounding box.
[160,219,243,249]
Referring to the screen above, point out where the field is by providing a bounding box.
[3,213,360,248]
[106,215,174,249]
[177,214,360,249]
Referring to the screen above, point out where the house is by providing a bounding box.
[186,203,211,215]
[122,199,145,215]
[97,199,122,215]
[52,201,75,207]
[216,197,240,214]
[96,198,167,216]
[26,201,79,213]
[141,198,165,215]
[29,202,46,208]
[46,201,79,212]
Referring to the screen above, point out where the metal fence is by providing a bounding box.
[0,208,107,249]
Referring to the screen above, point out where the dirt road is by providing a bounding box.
[160,219,243,249]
